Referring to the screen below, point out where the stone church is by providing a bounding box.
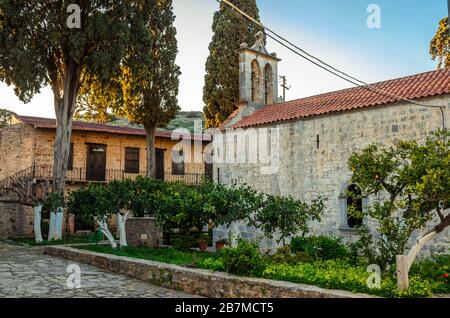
[213,32,450,254]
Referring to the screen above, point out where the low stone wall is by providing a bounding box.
[44,245,374,298]
[125,217,162,247]
[0,198,76,239]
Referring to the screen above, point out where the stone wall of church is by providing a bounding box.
[214,95,450,256]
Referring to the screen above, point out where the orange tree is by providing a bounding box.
[348,130,450,289]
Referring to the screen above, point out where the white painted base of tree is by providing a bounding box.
[48,208,64,241]
[33,204,43,243]
[397,231,437,290]
[230,223,241,248]
[96,218,117,249]
[116,212,130,247]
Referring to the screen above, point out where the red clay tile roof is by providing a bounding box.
[233,68,450,129]
[218,104,245,131]
[15,115,211,142]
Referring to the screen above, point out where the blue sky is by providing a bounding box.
[1,0,448,118]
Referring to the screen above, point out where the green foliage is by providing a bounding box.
[79,1,180,178]
[88,230,104,244]
[347,226,377,265]
[128,177,166,217]
[12,236,91,246]
[115,0,180,129]
[0,108,15,129]
[430,17,449,69]
[154,181,213,236]
[198,180,262,226]
[77,242,446,297]
[348,130,450,269]
[197,257,225,272]
[263,260,436,298]
[253,195,325,246]
[290,236,348,261]
[203,0,261,128]
[197,233,212,244]
[221,240,265,276]
[171,234,197,252]
[67,184,114,226]
[164,111,204,133]
[0,1,154,198]
[410,254,450,294]
[43,192,65,213]
[80,245,219,267]
[267,246,309,265]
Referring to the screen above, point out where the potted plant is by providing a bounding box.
[197,233,211,252]
[215,238,228,251]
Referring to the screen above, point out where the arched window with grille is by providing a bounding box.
[264,63,273,105]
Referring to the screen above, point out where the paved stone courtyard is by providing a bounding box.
[0,242,198,298]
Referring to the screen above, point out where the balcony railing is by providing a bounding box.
[5,165,205,185]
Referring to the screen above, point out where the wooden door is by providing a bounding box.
[155,149,165,180]
[86,144,107,181]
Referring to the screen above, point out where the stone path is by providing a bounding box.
[0,242,199,298]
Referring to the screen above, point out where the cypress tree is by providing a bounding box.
[203,0,261,128]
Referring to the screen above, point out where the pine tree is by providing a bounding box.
[121,0,180,178]
[79,0,180,178]
[203,0,261,128]
[0,1,151,240]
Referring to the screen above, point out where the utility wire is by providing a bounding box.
[217,0,447,110]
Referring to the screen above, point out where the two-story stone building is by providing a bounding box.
[0,115,212,238]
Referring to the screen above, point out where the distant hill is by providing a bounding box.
[108,111,204,133]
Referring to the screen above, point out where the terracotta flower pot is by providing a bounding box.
[215,242,226,251]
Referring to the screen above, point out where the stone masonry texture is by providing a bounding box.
[126,217,163,247]
[0,242,196,298]
[44,245,374,298]
[214,95,450,255]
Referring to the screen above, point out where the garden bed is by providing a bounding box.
[44,245,374,298]
[52,244,449,298]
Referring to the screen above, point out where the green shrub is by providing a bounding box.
[410,254,450,294]
[267,246,310,265]
[291,236,348,260]
[347,226,377,265]
[262,260,435,298]
[197,257,224,272]
[172,234,197,252]
[222,240,265,276]
[88,230,104,244]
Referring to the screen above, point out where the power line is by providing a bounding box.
[217,0,447,110]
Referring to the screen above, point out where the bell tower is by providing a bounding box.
[238,31,281,108]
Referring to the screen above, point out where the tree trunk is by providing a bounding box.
[230,222,240,247]
[48,211,56,240]
[51,60,82,239]
[96,218,117,249]
[117,211,130,247]
[145,125,156,178]
[34,204,43,243]
[54,207,64,240]
[397,231,438,290]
